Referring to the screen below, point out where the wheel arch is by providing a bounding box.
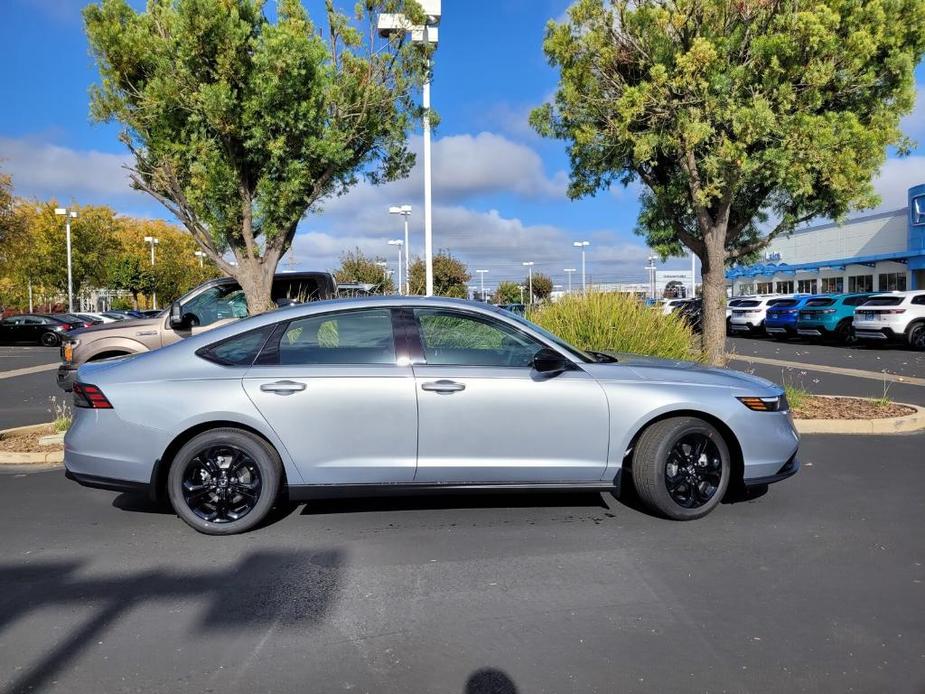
[87,350,132,361]
[620,409,745,488]
[150,420,288,503]
[905,317,925,338]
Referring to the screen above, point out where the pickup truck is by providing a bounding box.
[57,271,336,391]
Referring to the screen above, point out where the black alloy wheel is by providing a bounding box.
[664,433,724,509]
[910,324,925,351]
[41,331,60,347]
[181,445,262,523]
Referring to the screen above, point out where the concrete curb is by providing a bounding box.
[794,398,925,435]
[0,422,64,466]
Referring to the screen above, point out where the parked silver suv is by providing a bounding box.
[853,290,925,349]
[57,272,336,391]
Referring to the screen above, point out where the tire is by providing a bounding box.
[835,319,856,346]
[631,416,731,521]
[40,331,60,347]
[167,427,282,535]
[909,323,925,351]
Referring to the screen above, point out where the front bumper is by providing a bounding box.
[743,454,799,487]
[56,364,77,392]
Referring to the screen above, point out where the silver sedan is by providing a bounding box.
[64,297,799,534]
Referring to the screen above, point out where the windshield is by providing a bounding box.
[497,309,595,363]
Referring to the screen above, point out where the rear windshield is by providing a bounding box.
[861,296,903,307]
[805,298,834,307]
[770,299,799,308]
[737,300,761,307]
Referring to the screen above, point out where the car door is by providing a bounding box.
[242,307,418,485]
[22,316,48,343]
[409,307,610,483]
[0,317,21,344]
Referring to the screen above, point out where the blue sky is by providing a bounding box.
[1,0,923,289]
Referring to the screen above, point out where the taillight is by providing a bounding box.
[73,383,113,409]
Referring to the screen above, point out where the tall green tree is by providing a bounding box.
[84,0,430,312]
[529,272,553,302]
[333,247,395,293]
[532,0,925,364]
[409,252,470,298]
[492,280,524,305]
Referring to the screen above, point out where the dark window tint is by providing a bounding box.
[861,296,903,307]
[806,298,835,307]
[197,326,273,366]
[415,309,542,367]
[843,295,872,306]
[737,300,761,307]
[771,299,799,308]
[912,294,925,305]
[274,309,396,365]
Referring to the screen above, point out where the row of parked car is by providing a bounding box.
[0,310,161,346]
[723,290,925,349]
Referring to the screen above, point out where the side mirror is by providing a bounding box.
[532,347,569,376]
[169,301,184,328]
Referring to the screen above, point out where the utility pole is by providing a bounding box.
[573,241,590,293]
[54,208,78,312]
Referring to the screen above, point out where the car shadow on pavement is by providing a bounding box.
[301,491,611,516]
[0,549,344,694]
[465,667,518,693]
[111,492,302,528]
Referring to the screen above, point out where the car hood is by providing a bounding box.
[67,316,159,338]
[584,354,782,392]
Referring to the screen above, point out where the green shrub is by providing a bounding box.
[528,292,700,361]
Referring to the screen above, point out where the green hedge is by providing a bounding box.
[528,292,700,362]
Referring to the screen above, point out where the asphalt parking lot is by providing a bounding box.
[0,346,60,430]
[1,434,923,693]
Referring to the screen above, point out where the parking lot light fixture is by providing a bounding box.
[388,239,404,294]
[563,268,576,293]
[476,269,488,301]
[144,236,160,310]
[194,250,206,267]
[54,207,78,312]
[573,241,590,293]
[389,205,413,293]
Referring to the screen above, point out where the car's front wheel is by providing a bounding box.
[167,428,282,535]
[631,417,731,520]
[40,331,60,347]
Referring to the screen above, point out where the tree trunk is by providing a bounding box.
[233,256,276,315]
[700,231,728,367]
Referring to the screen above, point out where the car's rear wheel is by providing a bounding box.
[167,428,282,535]
[40,332,60,347]
[909,324,925,351]
[836,319,857,345]
[631,417,731,520]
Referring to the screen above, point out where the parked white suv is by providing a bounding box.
[728,295,789,335]
[853,291,925,349]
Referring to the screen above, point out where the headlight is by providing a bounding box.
[738,394,788,412]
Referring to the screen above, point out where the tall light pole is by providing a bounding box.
[646,255,658,300]
[388,239,404,294]
[144,236,159,310]
[389,205,413,293]
[194,250,206,267]
[522,261,534,304]
[476,269,488,301]
[690,249,697,298]
[378,2,440,296]
[54,208,78,312]
[563,268,576,293]
[573,241,590,293]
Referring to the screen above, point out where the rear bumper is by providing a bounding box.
[853,326,902,342]
[796,323,834,338]
[744,454,799,487]
[729,321,759,333]
[765,323,796,336]
[65,469,149,495]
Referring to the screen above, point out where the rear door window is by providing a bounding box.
[271,309,396,365]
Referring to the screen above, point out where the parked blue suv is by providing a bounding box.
[764,296,815,339]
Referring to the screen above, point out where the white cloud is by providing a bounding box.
[871,155,925,211]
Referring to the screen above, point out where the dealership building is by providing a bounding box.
[726,184,925,296]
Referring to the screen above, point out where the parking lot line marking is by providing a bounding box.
[0,363,59,380]
[728,354,925,387]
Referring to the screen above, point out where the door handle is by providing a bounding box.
[260,380,306,395]
[421,380,466,393]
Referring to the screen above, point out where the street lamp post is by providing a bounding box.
[573,241,590,293]
[194,250,206,267]
[476,269,488,301]
[389,205,413,294]
[144,236,159,310]
[522,261,534,304]
[563,268,576,293]
[378,2,440,296]
[646,255,658,300]
[388,239,404,294]
[54,207,78,312]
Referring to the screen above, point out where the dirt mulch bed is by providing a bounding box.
[792,396,916,420]
[0,425,62,453]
